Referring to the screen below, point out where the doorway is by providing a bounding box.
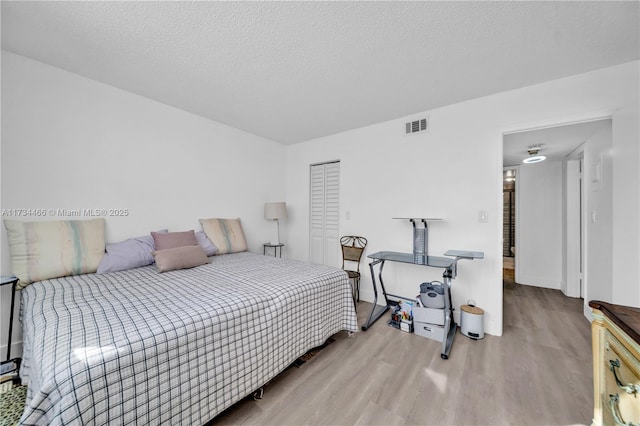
[503,118,611,300]
[503,168,517,281]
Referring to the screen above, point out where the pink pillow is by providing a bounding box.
[151,230,198,251]
[153,245,208,272]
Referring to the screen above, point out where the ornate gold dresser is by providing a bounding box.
[590,300,640,426]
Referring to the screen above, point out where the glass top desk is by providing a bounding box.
[363,249,483,359]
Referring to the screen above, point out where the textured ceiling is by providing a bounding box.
[1,1,638,144]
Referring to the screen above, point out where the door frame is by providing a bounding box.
[308,160,340,266]
[566,146,585,298]
[502,166,519,278]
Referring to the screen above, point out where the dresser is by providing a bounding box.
[590,300,640,426]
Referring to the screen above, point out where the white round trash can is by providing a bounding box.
[460,304,484,340]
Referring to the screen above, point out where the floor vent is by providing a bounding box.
[405,117,428,135]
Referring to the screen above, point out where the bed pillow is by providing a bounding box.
[97,229,168,274]
[153,245,208,272]
[151,230,198,251]
[199,218,248,255]
[4,218,106,288]
[195,231,218,256]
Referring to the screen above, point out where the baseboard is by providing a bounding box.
[0,340,23,360]
[584,303,594,323]
[357,288,379,305]
[515,275,561,290]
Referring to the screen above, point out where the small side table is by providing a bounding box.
[263,243,284,258]
[1,276,19,361]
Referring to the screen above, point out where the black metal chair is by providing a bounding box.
[340,236,368,305]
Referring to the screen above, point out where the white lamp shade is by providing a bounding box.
[264,202,288,220]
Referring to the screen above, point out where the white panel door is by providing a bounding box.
[309,161,340,266]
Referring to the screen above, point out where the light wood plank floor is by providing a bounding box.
[214,280,592,425]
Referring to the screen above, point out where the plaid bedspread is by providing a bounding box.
[19,252,358,425]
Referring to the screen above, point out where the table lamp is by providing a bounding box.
[264,202,287,245]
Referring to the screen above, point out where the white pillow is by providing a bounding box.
[199,218,248,255]
[4,218,106,288]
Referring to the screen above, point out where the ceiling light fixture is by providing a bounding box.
[504,169,516,182]
[523,145,546,164]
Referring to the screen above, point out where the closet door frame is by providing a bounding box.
[309,160,340,266]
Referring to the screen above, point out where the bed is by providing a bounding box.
[18,252,358,425]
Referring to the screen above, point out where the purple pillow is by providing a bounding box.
[97,230,168,274]
[195,231,218,256]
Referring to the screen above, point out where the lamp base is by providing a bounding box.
[269,240,281,246]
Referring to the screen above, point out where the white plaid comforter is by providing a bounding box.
[19,252,358,425]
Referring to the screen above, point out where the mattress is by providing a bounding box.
[19,252,358,425]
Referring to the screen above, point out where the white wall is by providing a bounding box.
[516,160,564,289]
[584,121,614,304]
[612,106,640,306]
[285,60,640,336]
[561,160,568,296]
[1,51,637,347]
[0,51,286,357]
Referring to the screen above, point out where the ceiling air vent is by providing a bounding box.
[405,117,428,135]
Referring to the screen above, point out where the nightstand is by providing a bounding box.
[263,243,284,258]
[1,276,19,361]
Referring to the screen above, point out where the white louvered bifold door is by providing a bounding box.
[309,161,340,266]
[309,165,325,264]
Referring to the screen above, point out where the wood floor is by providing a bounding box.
[503,256,515,280]
[213,280,593,425]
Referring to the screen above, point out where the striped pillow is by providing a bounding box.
[199,218,248,255]
[4,218,106,288]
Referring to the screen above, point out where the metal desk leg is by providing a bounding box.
[440,269,456,359]
[361,259,391,331]
[6,280,17,361]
